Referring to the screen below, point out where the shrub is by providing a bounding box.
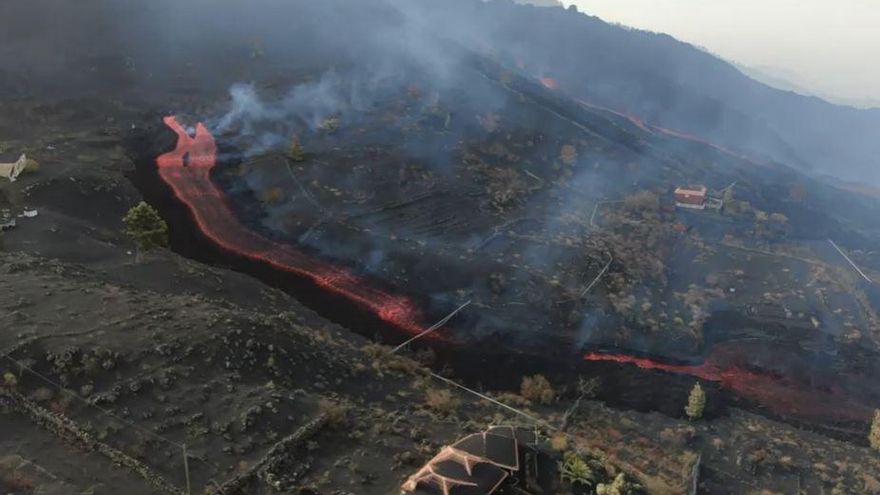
[576,376,602,399]
[597,473,636,495]
[870,409,880,451]
[623,190,659,212]
[259,187,285,204]
[521,374,555,404]
[425,388,460,415]
[769,212,789,224]
[550,432,568,451]
[479,112,500,133]
[560,144,578,165]
[659,426,696,447]
[559,451,593,487]
[2,371,17,388]
[754,209,769,222]
[319,398,351,429]
[0,469,34,492]
[361,343,422,374]
[319,117,340,134]
[288,137,305,162]
[362,343,392,361]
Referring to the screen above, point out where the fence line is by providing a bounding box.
[1,350,203,494]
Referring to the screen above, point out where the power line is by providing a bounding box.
[428,371,556,431]
[392,300,471,353]
[829,239,873,283]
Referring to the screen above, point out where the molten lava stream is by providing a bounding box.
[584,350,872,422]
[156,116,427,338]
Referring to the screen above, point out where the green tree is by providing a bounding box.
[123,201,168,261]
[870,409,880,451]
[288,137,305,162]
[3,371,17,388]
[685,382,706,420]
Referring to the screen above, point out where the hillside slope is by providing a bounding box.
[401,0,880,183]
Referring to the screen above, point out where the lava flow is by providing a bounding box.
[539,77,558,90]
[568,92,770,167]
[155,116,427,337]
[585,346,873,423]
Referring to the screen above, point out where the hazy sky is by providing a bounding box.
[564,0,880,104]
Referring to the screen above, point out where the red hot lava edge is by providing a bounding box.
[584,350,872,422]
[537,77,768,167]
[158,117,874,423]
[156,116,428,338]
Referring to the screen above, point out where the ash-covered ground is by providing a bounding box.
[3,1,880,494]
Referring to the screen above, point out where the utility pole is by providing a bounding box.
[182,444,191,495]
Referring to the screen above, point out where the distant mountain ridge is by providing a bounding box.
[406,0,880,183]
[738,63,880,111]
[513,0,563,7]
[5,0,875,183]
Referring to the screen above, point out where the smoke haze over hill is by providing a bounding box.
[0,0,877,184]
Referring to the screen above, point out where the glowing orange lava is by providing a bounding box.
[156,116,428,338]
[569,94,769,167]
[647,125,769,167]
[540,77,558,90]
[585,350,872,422]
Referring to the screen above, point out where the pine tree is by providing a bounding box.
[3,371,17,388]
[685,382,706,420]
[870,409,880,451]
[288,137,305,162]
[123,201,168,261]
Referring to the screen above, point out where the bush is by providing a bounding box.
[559,451,593,487]
[769,212,788,224]
[259,187,285,204]
[319,398,351,429]
[319,117,340,134]
[623,190,659,212]
[550,432,568,451]
[597,473,637,495]
[123,202,168,256]
[754,210,769,222]
[521,374,555,404]
[870,409,880,451]
[424,388,460,415]
[2,371,17,388]
[288,137,305,162]
[361,343,422,374]
[560,144,578,165]
[576,376,602,399]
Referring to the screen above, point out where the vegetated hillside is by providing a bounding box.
[401,0,880,183]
